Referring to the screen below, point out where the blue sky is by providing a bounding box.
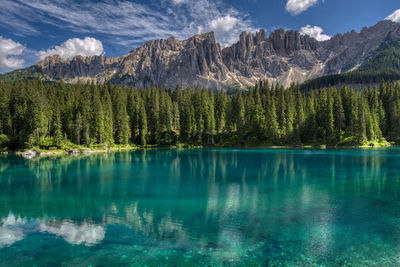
[0,0,399,72]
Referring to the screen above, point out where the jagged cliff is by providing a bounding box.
[9,20,400,89]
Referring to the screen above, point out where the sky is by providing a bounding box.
[0,0,399,72]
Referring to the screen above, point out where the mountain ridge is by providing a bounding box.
[5,20,400,89]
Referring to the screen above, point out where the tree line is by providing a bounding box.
[299,70,400,92]
[0,78,399,150]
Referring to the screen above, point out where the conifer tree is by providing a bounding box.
[91,86,104,144]
[277,87,287,141]
[54,109,63,147]
[75,112,82,146]
[215,91,227,141]
[113,87,130,145]
[333,91,345,141]
[232,91,245,135]
[264,91,280,143]
[138,98,148,146]
[102,87,114,146]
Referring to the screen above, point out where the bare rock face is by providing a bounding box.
[117,32,229,89]
[23,20,400,89]
[221,28,322,81]
[36,54,121,83]
[322,20,400,74]
[36,32,230,89]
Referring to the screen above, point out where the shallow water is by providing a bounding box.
[1,148,400,266]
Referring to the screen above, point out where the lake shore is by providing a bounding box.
[0,140,393,159]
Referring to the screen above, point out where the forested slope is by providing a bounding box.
[0,78,399,151]
[300,40,400,91]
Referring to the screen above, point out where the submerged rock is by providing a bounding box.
[69,150,80,156]
[204,242,220,249]
[22,150,37,159]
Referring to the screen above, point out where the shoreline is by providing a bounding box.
[0,142,394,159]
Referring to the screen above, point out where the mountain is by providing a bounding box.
[4,20,400,89]
[359,39,400,72]
[299,37,400,91]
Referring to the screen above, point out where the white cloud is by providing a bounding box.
[1,0,255,49]
[208,15,241,46]
[171,0,188,4]
[386,9,400,23]
[286,0,318,15]
[38,37,104,60]
[0,1,41,35]
[0,36,25,71]
[183,0,255,47]
[300,25,331,41]
[210,15,239,34]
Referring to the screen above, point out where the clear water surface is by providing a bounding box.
[1,148,400,266]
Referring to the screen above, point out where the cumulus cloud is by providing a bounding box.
[300,25,331,41]
[1,0,255,49]
[286,0,318,15]
[386,9,400,23]
[38,37,104,60]
[185,0,255,47]
[207,15,240,46]
[0,36,25,71]
[210,15,238,34]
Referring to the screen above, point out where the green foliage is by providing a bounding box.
[360,40,400,72]
[0,77,399,149]
[1,67,48,81]
[0,134,9,151]
[300,70,400,92]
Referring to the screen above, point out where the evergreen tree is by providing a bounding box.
[264,91,280,143]
[303,96,317,143]
[102,87,114,146]
[91,86,104,144]
[215,91,227,140]
[75,112,82,146]
[138,98,148,146]
[333,90,345,141]
[113,87,130,145]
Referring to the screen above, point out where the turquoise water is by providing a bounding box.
[1,148,400,266]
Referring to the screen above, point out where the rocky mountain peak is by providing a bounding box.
[14,20,399,89]
[321,20,400,74]
[189,31,216,42]
[37,54,64,67]
[255,29,267,42]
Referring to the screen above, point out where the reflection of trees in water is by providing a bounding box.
[0,149,393,249]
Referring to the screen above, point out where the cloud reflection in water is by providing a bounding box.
[0,213,105,247]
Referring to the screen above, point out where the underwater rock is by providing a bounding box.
[69,150,80,155]
[22,150,37,159]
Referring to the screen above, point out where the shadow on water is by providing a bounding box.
[1,148,400,266]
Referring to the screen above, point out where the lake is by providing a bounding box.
[1,148,400,266]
